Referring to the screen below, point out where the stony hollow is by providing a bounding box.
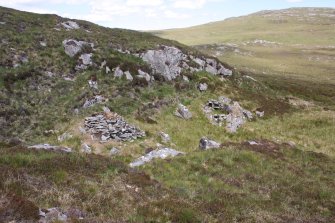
[0,6,335,223]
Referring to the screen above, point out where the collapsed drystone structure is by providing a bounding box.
[203,96,254,133]
[84,107,145,142]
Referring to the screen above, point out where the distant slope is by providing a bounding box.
[155,7,335,46]
[154,7,335,89]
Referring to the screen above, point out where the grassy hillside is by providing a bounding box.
[155,8,335,102]
[0,6,334,222]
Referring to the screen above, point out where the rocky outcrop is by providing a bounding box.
[203,97,253,133]
[129,147,184,167]
[62,39,93,58]
[84,107,145,142]
[199,137,221,150]
[175,104,192,119]
[139,46,233,81]
[28,144,72,153]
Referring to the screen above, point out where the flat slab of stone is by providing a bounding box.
[129,147,185,167]
[28,144,72,153]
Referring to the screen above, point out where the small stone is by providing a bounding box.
[114,67,123,78]
[256,111,265,118]
[106,66,111,74]
[100,60,106,68]
[243,109,253,120]
[182,75,189,82]
[40,41,47,47]
[287,141,296,148]
[137,69,151,82]
[110,147,120,156]
[81,144,92,154]
[159,132,171,143]
[57,132,73,142]
[199,137,221,150]
[175,104,192,119]
[88,80,98,89]
[248,141,258,145]
[198,83,208,92]
[124,71,133,81]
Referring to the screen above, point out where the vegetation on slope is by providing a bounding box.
[0,6,334,222]
[155,8,335,105]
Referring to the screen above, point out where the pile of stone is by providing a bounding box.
[84,107,145,142]
[203,96,253,133]
[83,95,107,108]
[138,45,233,81]
[129,147,185,167]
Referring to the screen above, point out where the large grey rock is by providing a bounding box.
[61,21,80,30]
[140,46,186,81]
[28,144,72,153]
[62,39,92,58]
[199,137,221,150]
[175,104,192,119]
[129,147,184,167]
[138,45,233,80]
